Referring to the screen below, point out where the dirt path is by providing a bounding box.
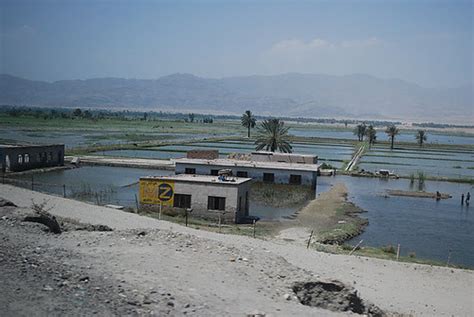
[1,184,473,316]
[275,183,366,245]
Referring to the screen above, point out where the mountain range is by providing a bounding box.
[0,73,472,123]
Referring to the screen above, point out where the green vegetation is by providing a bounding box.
[250,182,313,208]
[353,123,366,142]
[365,125,377,147]
[385,124,400,150]
[241,110,257,138]
[315,205,368,244]
[416,130,427,147]
[255,118,292,153]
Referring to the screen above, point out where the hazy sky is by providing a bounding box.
[1,0,472,87]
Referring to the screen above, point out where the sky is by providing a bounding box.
[0,0,472,88]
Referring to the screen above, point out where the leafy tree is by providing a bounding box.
[415,130,427,147]
[241,110,257,138]
[188,113,195,123]
[73,108,82,117]
[255,118,292,153]
[385,124,400,149]
[83,110,93,119]
[353,123,367,141]
[365,125,377,147]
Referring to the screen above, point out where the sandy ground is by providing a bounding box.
[275,183,364,245]
[1,184,473,316]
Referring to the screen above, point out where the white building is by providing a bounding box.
[173,158,319,190]
[139,174,252,223]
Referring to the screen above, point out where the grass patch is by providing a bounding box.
[250,182,313,208]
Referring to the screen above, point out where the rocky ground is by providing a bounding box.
[1,184,473,316]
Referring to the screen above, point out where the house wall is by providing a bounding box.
[175,162,317,189]
[140,180,251,223]
[0,145,65,173]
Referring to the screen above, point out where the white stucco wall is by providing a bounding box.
[173,181,251,222]
[175,163,317,188]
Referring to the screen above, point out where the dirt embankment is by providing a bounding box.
[1,184,473,317]
[277,183,367,245]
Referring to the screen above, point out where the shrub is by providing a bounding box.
[320,162,335,170]
[408,252,416,258]
[381,244,396,254]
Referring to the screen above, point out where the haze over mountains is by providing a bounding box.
[0,73,472,123]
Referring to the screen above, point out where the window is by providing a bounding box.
[236,171,248,178]
[185,168,196,174]
[238,196,242,211]
[289,174,302,185]
[210,169,219,176]
[24,154,30,163]
[17,154,23,164]
[37,153,41,161]
[174,194,191,208]
[263,173,274,183]
[208,196,225,211]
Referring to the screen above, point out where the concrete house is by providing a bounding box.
[0,144,65,173]
[174,157,319,190]
[250,151,318,164]
[139,174,252,223]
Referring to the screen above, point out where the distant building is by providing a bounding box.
[0,144,65,173]
[174,157,319,190]
[139,174,252,223]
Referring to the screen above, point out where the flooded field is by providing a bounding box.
[9,166,173,207]
[358,145,474,179]
[6,165,301,221]
[0,127,225,149]
[319,175,474,268]
[6,165,474,267]
[290,128,474,145]
[96,140,354,168]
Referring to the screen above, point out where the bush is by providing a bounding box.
[381,244,396,254]
[320,162,335,170]
[408,252,416,258]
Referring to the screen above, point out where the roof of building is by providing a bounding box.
[173,158,320,172]
[0,143,65,149]
[251,151,317,158]
[140,174,252,185]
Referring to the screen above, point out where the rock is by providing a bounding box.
[167,301,175,307]
[43,285,54,291]
[283,294,291,300]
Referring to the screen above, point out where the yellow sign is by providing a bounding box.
[139,179,174,206]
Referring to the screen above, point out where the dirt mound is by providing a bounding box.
[292,280,385,316]
[0,197,16,207]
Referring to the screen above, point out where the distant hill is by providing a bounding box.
[0,73,472,122]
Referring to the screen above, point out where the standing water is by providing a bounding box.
[318,175,474,268]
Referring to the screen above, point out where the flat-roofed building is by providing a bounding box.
[0,144,65,173]
[250,151,318,164]
[174,158,319,190]
[139,174,252,223]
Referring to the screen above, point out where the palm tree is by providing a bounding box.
[241,110,257,138]
[353,123,367,141]
[385,125,399,149]
[415,130,427,147]
[365,125,377,148]
[255,118,292,153]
